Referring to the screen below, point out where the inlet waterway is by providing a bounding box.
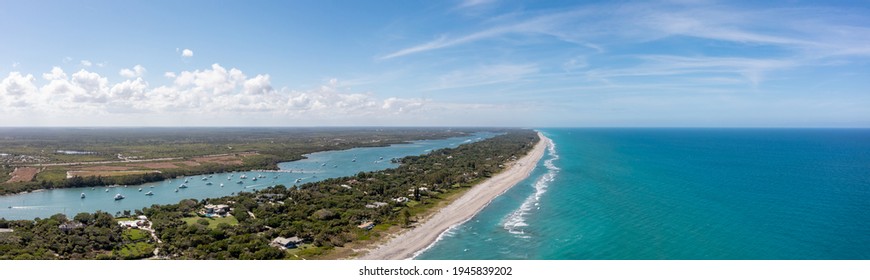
[0,132,496,220]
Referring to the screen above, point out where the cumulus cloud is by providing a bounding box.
[0,64,431,124]
[43,67,68,80]
[0,72,39,107]
[182,49,194,57]
[80,60,93,67]
[119,65,146,78]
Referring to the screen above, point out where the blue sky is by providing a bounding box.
[1,0,869,127]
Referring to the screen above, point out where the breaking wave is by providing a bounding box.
[502,136,559,238]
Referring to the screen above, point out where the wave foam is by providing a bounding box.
[502,137,559,238]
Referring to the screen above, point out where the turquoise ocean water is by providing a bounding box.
[417,128,870,259]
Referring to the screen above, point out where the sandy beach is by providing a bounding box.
[358,131,550,260]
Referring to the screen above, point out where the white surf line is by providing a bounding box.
[502,136,559,238]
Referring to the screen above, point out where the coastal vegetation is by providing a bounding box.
[0,129,538,260]
[0,127,474,195]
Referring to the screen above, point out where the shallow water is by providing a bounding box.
[418,128,870,259]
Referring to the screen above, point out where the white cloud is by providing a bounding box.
[42,67,68,80]
[80,60,93,67]
[70,69,110,103]
[0,72,38,108]
[62,57,73,63]
[119,65,147,78]
[0,64,450,124]
[182,49,194,57]
[382,97,427,113]
[11,62,20,68]
[164,72,176,79]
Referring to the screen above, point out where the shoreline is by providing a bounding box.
[358,131,550,260]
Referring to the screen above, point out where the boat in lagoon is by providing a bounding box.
[206,182,213,185]
[138,188,142,192]
[113,194,125,200]
[80,193,86,199]
[179,184,188,189]
[145,191,154,196]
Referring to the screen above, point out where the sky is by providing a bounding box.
[1,0,869,127]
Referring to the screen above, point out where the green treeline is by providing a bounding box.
[0,129,539,260]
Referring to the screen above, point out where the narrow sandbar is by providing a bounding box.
[359,131,550,260]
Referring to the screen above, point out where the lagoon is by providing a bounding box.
[0,132,495,220]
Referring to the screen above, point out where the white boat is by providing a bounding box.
[202,177,207,181]
[295,178,302,183]
[379,156,384,160]
[321,163,326,166]
[145,191,154,196]
[80,193,86,199]
[105,188,109,192]
[240,174,248,179]
[184,179,189,183]
[352,159,356,162]
[175,188,179,192]
[252,178,258,181]
[220,183,224,187]
[114,194,125,200]
[179,184,188,189]
[138,188,142,192]
[206,182,213,185]
[236,181,243,184]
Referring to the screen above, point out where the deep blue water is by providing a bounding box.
[417,128,870,259]
[0,132,495,220]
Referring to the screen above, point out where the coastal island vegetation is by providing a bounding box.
[0,127,476,195]
[0,129,539,259]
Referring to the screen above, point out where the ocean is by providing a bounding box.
[417,128,870,259]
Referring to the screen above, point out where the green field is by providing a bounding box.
[182,215,240,229]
